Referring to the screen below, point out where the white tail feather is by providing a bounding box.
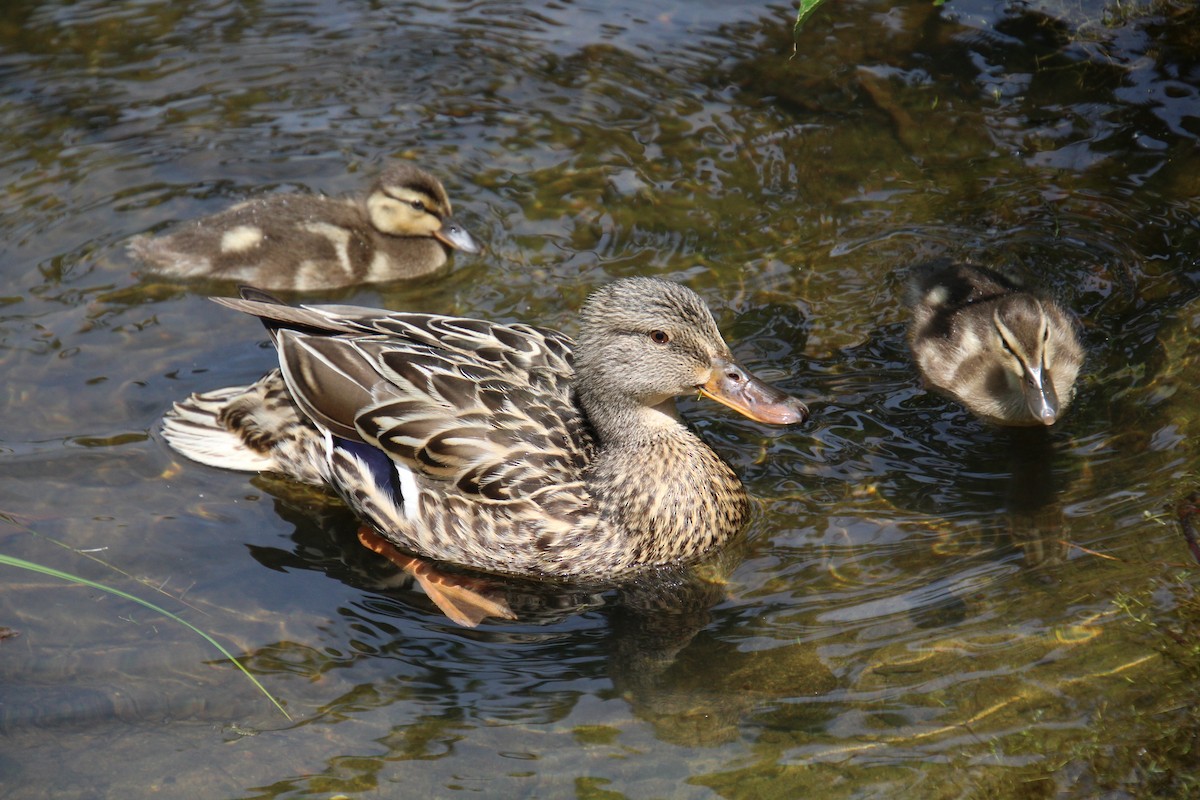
[161,386,277,472]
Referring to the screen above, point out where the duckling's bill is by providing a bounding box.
[1023,363,1060,426]
[699,355,809,425]
[435,218,482,254]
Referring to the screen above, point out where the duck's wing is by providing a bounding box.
[214,292,575,377]
[219,293,592,503]
[290,330,593,498]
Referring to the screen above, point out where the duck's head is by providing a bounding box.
[366,163,481,254]
[572,277,808,439]
[989,294,1083,426]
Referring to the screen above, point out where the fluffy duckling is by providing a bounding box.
[162,278,809,625]
[129,163,481,291]
[908,261,1083,426]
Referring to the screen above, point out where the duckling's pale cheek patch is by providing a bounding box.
[954,329,982,362]
[924,285,950,307]
[220,225,265,253]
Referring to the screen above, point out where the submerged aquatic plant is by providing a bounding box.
[794,0,949,40]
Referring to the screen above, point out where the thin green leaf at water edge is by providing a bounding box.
[0,553,292,721]
[794,0,827,36]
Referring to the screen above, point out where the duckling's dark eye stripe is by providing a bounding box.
[961,291,1010,309]
[385,188,442,217]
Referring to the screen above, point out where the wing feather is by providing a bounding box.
[226,296,594,514]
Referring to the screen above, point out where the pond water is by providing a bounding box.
[2,0,1199,797]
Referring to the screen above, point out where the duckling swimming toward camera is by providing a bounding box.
[129,163,481,291]
[908,261,1083,426]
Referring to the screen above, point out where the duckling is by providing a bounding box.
[128,163,481,291]
[907,261,1083,426]
[162,278,809,625]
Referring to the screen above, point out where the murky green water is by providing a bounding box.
[2,0,1199,797]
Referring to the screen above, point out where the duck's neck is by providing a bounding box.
[581,395,750,567]
[583,393,685,446]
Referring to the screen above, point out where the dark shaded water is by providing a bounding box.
[2,0,1199,797]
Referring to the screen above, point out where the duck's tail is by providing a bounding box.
[161,369,330,486]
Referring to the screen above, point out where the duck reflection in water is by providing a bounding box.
[240,477,836,748]
[1003,426,1071,566]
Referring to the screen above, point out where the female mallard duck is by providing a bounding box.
[129,163,481,291]
[162,278,809,625]
[908,261,1083,426]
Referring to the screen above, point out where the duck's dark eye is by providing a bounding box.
[649,330,670,345]
[410,200,427,212]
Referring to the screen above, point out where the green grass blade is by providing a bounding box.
[0,553,291,721]
[794,0,827,36]
[0,511,205,614]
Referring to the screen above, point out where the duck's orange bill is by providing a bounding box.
[699,356,809,425]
